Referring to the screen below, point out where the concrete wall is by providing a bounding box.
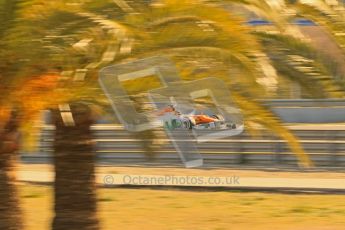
[266,99,345,123]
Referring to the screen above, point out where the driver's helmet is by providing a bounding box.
[168,104,175,111]
[168,104,182,115]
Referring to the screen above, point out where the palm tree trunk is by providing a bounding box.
[132,129,157,161]
[0,110,22,230]
[52,103,99,230]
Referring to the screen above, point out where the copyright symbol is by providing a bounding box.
[104,175,114,185]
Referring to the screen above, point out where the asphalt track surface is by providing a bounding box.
[18,164,345,194]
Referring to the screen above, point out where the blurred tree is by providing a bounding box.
[6,0,345,228]
[51,102,99,230]
[0,110,22,230]
[217,0,345,97]
[0,2,317,210]
[129,94,164,161]
[0,1,26,228]
[101,0,313,166]
[287,0,345,80]
[0,1,105,229]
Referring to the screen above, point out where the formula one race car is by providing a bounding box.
[157,105,237,130]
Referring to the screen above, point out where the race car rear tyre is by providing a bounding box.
[182,118,194,130]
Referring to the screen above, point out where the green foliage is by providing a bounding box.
[256,32,345,98]
[4,0,345,167]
